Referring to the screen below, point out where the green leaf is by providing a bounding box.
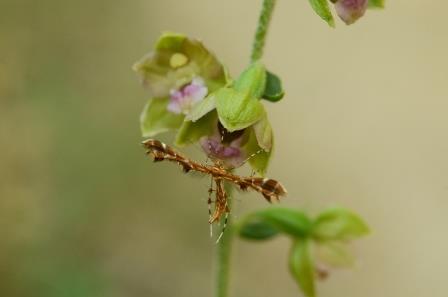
[317,241,354,268]
[312,208,370,241]
[215,88,265,132]
[290,240,316,297]
[242,208,313,238]
[140,98,184,137]
[262,71,284,102]
[233,62,267,98]
[185,93,216,122]
[175,111,217,146]
[368,0,385,9]
[308,0,335,27]
[238,219,280,240]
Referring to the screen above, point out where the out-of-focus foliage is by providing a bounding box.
[238,207,369,296]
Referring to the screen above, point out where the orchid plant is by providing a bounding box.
[134,1,384,296]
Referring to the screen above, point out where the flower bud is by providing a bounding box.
[334,0,368,25]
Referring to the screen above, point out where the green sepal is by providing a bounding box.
[316,241,355,268]
[154,32,186,51]
[243,128,271,175]
[253,114,273,152]
[308,0,335,27]
[262,71,285,102]
[238,219,280,241]
[133,32,227,97]
[175,111,217,147]
[185,93,216,122]
[312,208,370,241]
[368,0,385,9]
[289,239,316,297]
[215,88,266,132]
[233,62,267,98]
[240,208,313,238]
[140,98,184,137]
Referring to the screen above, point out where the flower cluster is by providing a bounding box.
[134,32,278,174]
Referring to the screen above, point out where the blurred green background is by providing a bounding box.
[1,0,447,296]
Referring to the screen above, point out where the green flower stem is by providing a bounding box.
[215,184,234,297]
[215,2,278,296]
[251,0,277,63]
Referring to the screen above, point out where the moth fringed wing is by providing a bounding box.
[142,138,287,239]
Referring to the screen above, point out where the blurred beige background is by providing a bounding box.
[1,0,447,296]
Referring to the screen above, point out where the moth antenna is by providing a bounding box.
[242,148,265,166]
[225,149,265,173]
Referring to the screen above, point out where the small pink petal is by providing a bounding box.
[166,77,208,115]
[167,100,182,114]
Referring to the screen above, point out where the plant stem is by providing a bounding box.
[251,0,277,63]
[214,184,234,297]
[214,2,278,297]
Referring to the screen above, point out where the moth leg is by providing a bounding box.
[207,176,214,237]
[250,169,256,177]
[209,178,224,225]
[216,199,230,244]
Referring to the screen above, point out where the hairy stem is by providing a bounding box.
[251,0,277,63]
[214,184,234,297]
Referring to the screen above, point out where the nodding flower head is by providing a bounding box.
[334,0,368,25]
[135,32,229,138]
[200,122,248,168]
[168,77,208,115]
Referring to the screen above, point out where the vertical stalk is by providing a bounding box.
[214,185,233,297]
[214,1,277,297]
[251,0,277,63]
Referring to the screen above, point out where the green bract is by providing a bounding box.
[238,207,369,297]
[215,88,266,132]
[134,32,228,137]
[263,71,285,102]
